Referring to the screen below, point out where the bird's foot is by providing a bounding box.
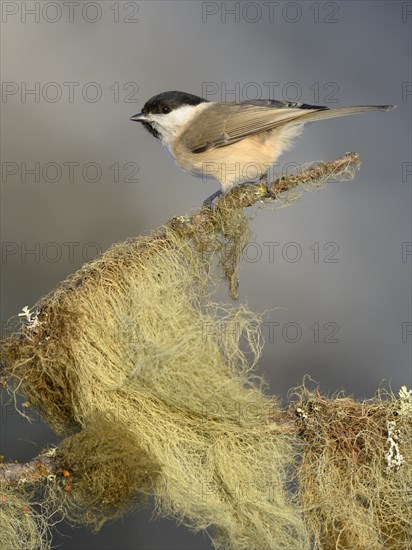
[202,189,223,208]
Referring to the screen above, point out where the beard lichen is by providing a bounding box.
[2,222,309,549]
[1,184,410,549]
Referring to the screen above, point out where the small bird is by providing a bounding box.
[131,91,395,201]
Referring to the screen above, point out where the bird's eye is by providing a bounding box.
[161,105,170,114]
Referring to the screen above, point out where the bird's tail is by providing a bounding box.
[289,104,396,125]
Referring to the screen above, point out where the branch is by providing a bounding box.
[0,453,56,485]
[0,153,362,476]
[4,151,408,550]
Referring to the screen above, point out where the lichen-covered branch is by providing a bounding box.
[1,151,410,550]
[0,453,56,484]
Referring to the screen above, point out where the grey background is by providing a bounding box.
[1,1,411,549]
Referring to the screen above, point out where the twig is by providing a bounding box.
[0,452,56,485]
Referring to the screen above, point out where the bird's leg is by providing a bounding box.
[259,173,272,195]
[203,189,223,208]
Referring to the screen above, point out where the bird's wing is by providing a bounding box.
[180,100,394,153]
[180,100,327,153]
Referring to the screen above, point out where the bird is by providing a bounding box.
[131,90,395,202]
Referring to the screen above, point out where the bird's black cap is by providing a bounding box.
[142,91,208,115]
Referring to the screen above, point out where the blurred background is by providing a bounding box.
[1,1,411,548]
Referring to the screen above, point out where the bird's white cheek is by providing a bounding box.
[150,105,209,152]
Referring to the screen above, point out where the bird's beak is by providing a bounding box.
[130,112,148,122]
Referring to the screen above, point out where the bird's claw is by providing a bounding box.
[202,189,223,208]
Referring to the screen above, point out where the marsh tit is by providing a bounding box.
[131,91,395,196]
